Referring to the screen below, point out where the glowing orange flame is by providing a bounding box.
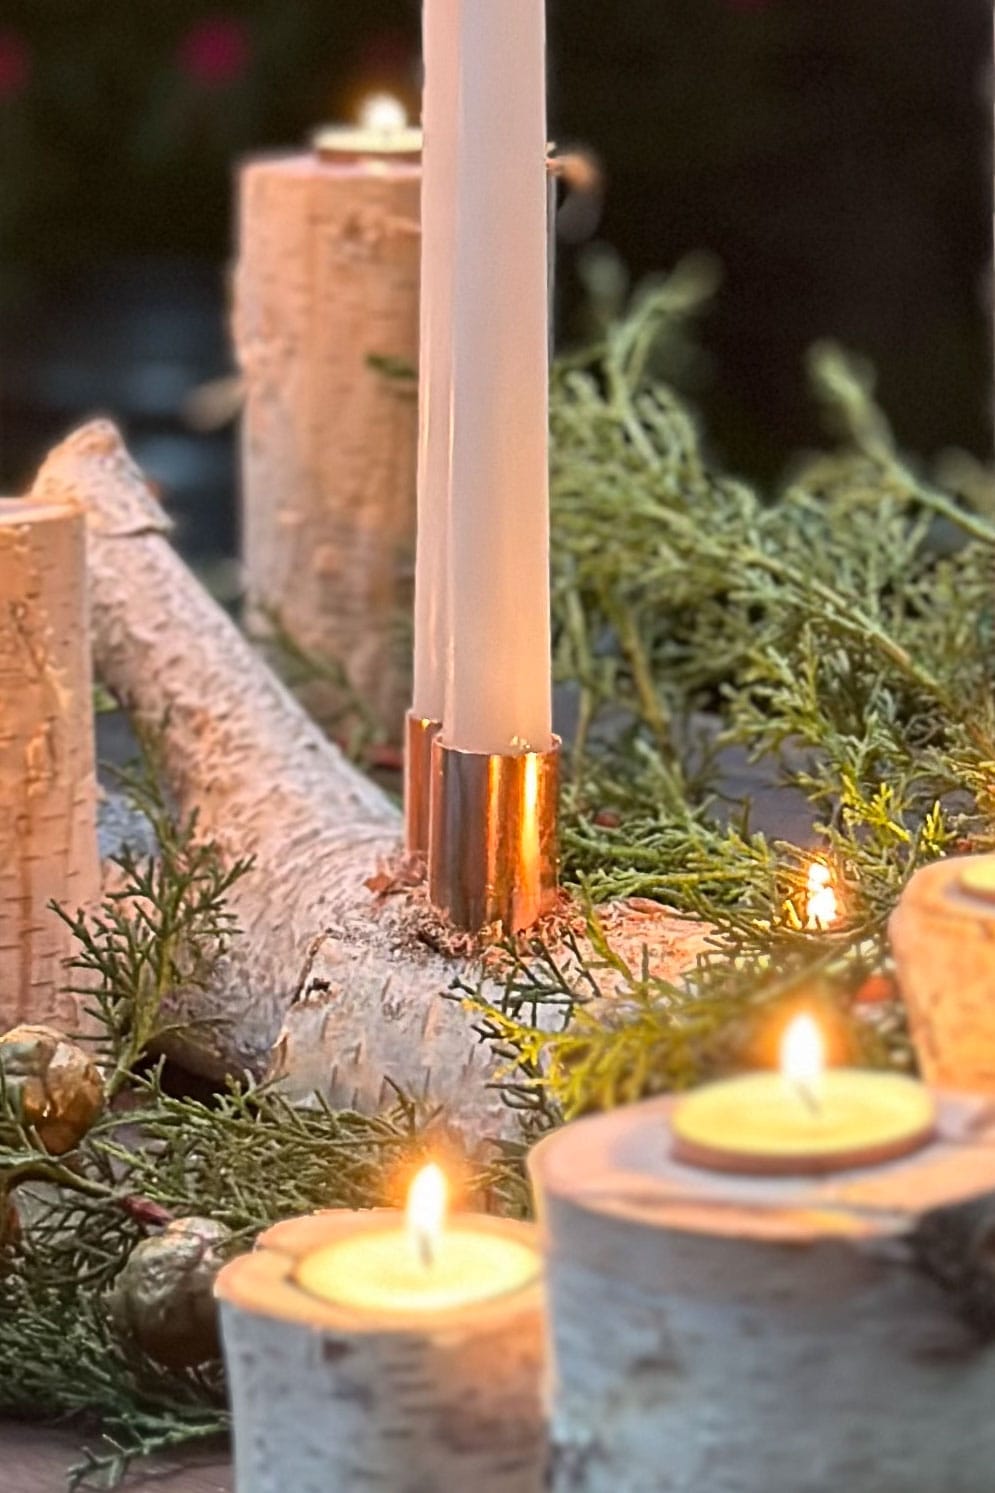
[780,1013,825,1087]
[358,92,408,135]
[806,862,839,930]
[407,1163,447,1267]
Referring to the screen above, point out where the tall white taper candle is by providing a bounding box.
[412,0,461,723]
[445,0,553,754]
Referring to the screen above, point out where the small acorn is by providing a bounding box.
[108,1216,232,1371]
[0,1025,104,1153]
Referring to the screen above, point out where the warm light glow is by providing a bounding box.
[780,1013,825,1088]
[806,862,839,929]
[358,92,408,135]
[406,1163,447,1267]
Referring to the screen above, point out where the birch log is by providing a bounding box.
[530,1091,995,1493]
[0,499,99,1031]
[890,855,995,1092]
[216,1212,546,1493]
[29,422,708,1140]
[235,152,421,746]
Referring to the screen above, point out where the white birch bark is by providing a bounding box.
[216,1211,546,1493]
[0,499,100,1031]
[530,1091,995,1493]
[890,855,995,1093]
[235,153,421,745]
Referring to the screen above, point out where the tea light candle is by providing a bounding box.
[216,1165,546,1493]
[671,1013,935,1175]
[314,93,423,161]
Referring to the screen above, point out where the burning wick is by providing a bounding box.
[358,92,408,138]
[781,1013,824,1118]
[806,862,839,930]
[407,1162,447,1270]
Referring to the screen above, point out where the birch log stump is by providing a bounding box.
[216,1212,546,1493]
[890,855,995,1093]
[0,499,99,1032]
[30,422,708,1141]
[235,152,421,746]
[530,1092,995,1493]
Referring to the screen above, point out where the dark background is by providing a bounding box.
[0,0,990,559]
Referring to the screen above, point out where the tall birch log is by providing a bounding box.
[0,499,100,1032]
[30,422,707,1140]
[235,152,421,746]
[530,1091,995,1493]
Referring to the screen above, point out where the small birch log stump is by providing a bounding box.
[235,152,421,745]
[530,1091,995,1493]
[0,499,99,1031]
[216,1211,546,1493]
[30,422,708,1139]
[890,855,995,1092]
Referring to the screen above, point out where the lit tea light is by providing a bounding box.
[671,1012,935,1175]
[805,861,839,929]
[215,1163,545,1489]
[313,93,422,162]
[293,1163,538,1315]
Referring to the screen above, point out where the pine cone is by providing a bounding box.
[0,1025,104,1153]
[108,1216,232,1370]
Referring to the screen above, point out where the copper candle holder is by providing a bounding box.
[404,712,442,857]
[428,736,560,934]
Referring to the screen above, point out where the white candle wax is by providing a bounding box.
[412,0,461,722]
[445,0,553,754]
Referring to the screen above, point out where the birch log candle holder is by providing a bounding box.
[235,119,421,747]
[0,498,100,1032]
[890,854,995,1093]
[530,1090,995,1493]
[216,1182,546,1493]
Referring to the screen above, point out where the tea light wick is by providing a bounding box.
[781,1013,824,1118]
[407,1162,447,1270]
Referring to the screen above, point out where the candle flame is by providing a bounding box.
[358,92,408,135]
[805,862,839,930]
[407,1162,447,1268]
[781,1013,825,1087]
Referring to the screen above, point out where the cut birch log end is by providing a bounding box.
[890,854,995,1093]
[0,497,100,1032]
[529,1091,995,1493]
[29,421,710,1140]
[236,153,421,746]
[216,1211,546,1493]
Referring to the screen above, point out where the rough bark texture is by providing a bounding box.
[0,499,100,1031]
[529,1092,995,1493]
[30,422,708,1141]
[235,153,421,746]
[216,1212,546,1493]
[889,856,995,1093]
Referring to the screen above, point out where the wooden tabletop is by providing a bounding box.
[0,1424,233,1493]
